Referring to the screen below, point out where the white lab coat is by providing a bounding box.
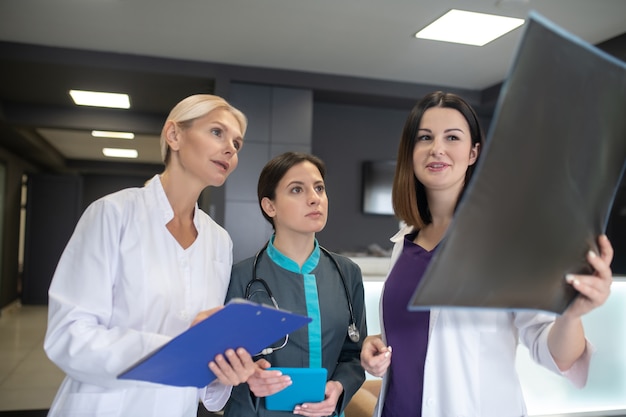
[373,224,592,417]
[44,175,234,417]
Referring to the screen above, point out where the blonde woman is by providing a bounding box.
[45,95,256,417]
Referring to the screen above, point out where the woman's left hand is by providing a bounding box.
[563,234,613,319]
[293,380,343,417]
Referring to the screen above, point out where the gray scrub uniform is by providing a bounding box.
[223,240,366,417]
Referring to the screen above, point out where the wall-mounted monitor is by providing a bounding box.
[361,160,395,216]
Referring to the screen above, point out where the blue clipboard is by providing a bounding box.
[265,367,328,411]
[118,299,312,387]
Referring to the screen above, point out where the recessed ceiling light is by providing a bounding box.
[102,148,138,158]
[415,9,525,46]
[92,130,135,140]
[69,89,131,109]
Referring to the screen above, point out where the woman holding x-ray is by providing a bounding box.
[224,151,367,417]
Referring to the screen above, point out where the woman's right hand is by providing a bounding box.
[360,334,392,378]
[209,347,256,386]
[192,307,257,386]
[247,359,293,397]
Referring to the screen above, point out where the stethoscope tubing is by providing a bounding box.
[245,242,360,346]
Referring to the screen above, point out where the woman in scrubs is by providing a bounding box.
[44,94,257,417]
[224,151,367,417]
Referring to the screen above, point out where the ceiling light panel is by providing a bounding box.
[92,130,135,140]
[69,90,131,109]
[102,148,138,158]
[415,9,525,46]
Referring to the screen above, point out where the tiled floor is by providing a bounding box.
[0,302,224,416]
[0,302,64,412]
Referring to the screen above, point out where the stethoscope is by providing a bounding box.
[245,242,360,356]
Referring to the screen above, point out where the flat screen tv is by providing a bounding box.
[361,160,395,216]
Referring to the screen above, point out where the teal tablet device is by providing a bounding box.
[265,367,328,411]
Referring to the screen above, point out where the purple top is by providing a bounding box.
[381,232,432,417]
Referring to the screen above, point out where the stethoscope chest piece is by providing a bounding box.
[348,323,360,343]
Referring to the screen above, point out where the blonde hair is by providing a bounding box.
[159,94,248,164]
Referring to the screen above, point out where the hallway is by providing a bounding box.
[0,302,63,412]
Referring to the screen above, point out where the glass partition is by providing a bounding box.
[361,277,626,415]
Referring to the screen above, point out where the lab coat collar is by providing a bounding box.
[390,222,415,244]
[150,174,200,229]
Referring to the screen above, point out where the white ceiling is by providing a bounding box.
[0,0,625,167]
[2,0,625,89]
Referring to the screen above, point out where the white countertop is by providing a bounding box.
[348,256,390,279]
